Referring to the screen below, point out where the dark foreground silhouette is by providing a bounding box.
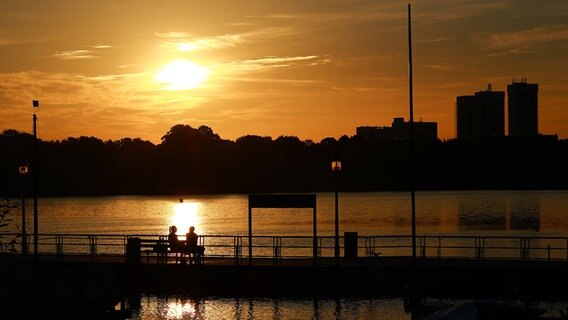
[1,125,567,197]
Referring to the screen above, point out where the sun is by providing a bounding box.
[156,60,209,90]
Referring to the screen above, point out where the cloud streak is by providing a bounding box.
[483,25,568,48]
[161,34,242,52]
[52,45,111,60]
[53,50,97,60]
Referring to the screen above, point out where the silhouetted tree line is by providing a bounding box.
[1,125,567,197]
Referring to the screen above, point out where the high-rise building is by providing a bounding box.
[390,117,437,140]
[507,79,538,137]
[356,117,437,141]
[456,84,505,140]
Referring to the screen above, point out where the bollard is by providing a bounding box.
[344,232,358,258]
[126,237,141,264]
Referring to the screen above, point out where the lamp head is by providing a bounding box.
[19,165,29,175]
[331,160,342,172]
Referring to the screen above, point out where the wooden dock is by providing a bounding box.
[1,254,567,301]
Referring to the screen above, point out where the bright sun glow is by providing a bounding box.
[171,201,200,236]
[156,60,209,90]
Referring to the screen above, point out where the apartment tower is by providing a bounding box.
[456,84,505,140]
[507,79,539,136]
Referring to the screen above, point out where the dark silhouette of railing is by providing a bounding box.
[5,233,568,262]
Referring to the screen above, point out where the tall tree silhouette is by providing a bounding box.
[0,127,566,197]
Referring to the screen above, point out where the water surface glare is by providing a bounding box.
[128,296,568,320]
[24,190,568,237]
[131,296,410,320]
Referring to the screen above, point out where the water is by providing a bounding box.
[126,296,568,320]
[130,296,410,320]
[15,190,568,237]
[7,190,568,319]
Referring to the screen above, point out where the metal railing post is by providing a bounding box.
[475,237,485,260]
[273,236,281,262]
[548,244,551,262]
[234,236,242,264]
[365,236,376,257]
[56,235,63,261]
[89,235,97,262]
[520,237,531,260]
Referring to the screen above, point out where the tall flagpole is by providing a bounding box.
[408,3,418,312]
[32,101,39,264]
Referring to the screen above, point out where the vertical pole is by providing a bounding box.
[21,178,27,255]
[32,113,39,263]
[313,205,317,264]
[334,182,340,263]
[408,3,418,310]
[248,206,252,265]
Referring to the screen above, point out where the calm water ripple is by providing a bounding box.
[18,190,568,237]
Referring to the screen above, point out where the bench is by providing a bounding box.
[139,238,169,264]
[138,237,204,264]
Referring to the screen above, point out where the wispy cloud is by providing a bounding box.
[423,64,457,71]
[243,55,317,65]
[156,25,302,55]
[52,44,111,60]
[483,48,524,57]
[204,55,327,92]
[0,36,53,47]
[160,34,242,52]
[417,37,456,44]
[482,25,568,48]
[53,49,97,60]
[331,86,381,92]
[89,44,112,49]
[154,32,190,38]
[415,1,511,22]
[230,77,322,85]
[230,55,320,72]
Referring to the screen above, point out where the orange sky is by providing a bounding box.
[1,1,567,143]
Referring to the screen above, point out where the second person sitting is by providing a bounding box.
[186,225,205,264]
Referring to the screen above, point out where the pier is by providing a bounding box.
[1,233,567,300]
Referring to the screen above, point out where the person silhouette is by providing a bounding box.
[186,226,205,264]
[168,225,178,246]
[168,225,185,263]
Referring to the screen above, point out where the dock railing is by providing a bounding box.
[3,233,568,262]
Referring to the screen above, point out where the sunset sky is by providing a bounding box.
[1,0,567,143]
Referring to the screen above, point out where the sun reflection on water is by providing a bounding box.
[171,200,201,237]
[166,299,198,319]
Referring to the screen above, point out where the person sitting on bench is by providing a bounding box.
[168,225,185,263]
[185,226,205,264]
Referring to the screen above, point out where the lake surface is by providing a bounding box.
[8,190,568,320]
[130,296,410,320]
[19,190,568,237]
[127,296,567,320]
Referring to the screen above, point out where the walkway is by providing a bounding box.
[2,253,566,300]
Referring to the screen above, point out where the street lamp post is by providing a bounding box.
[331,160,342,262]
[19,164,29,255]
